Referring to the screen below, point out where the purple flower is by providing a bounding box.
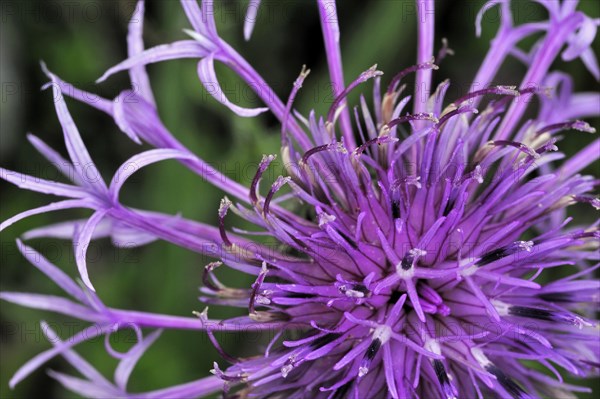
[2,0,599,398]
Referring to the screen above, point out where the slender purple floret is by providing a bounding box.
[1,1,599,398]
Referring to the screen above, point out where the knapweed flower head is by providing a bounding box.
[1,0,599,398]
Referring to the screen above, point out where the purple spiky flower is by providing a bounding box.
[1,0,599,398]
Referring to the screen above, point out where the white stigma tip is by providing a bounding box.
[218,197,232,216]
[409,248,428,257]
[281,364,293,378]
[256,295,271,305]
[318,213,336,227]
[573,121,596,133]
[516,240,534,252]
[358,366,369,377]
[344,289,365,298]
[474,165,484,184]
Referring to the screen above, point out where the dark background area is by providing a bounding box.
[1,0,598,398]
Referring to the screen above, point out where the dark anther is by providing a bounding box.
[537,292,572,303]
[338,230,358,250]
[311,333,342,349]
[485,364,529,399]
[508,306,554,322]
[365,338,382,360]
[389,291,403,304]
[477,247,508,267]
[392,200,401,219]
[400,253,414,270]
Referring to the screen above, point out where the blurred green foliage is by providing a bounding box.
[0,0,598,398]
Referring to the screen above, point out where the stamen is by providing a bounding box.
[218,197,233,247]
[249,310,290,322]
[282,65,311,144]
[201,263,247,299]
[573,195,600,210]
[263,176,291,215]
[353,135,398,157]
[250,154,276,203]
[452,86,519,107]
[249,262,269,315]
[571,230,600,240]
[436,38,455,64]
[387,112,438,129]
[437,105,478,127]
[386,60,438,95]
[194,308,239,363]
[210,361,247,382]
[535,120,596,136]
[327,65,383,125]
[534,138,558,154]
[202,261,224,292]
[485,364,531,399]
[300,142,346,166]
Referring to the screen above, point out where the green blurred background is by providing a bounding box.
[0,0,598,398]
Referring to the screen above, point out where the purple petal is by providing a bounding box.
[22,218,112,241]
[199,0,218,38]
[9,323,112,388]
[562,16,597,62]
[26,134,78,182]
[40,70,113,115]
[42,322,116,389]
[47,371,124,399]
[21,216,158,249]
[244,0,261,41]
[133,375,223,399]
[317,0,354,146]
[110,218,158,248]
[41,63,108,193]
[97,40,210,83]
[109,149,196,202]
[197,54,269,117]
[127,0,156,105]
[0,199,92,233]
[0,167,87,198]
[180,0,209,36]
[560,138,600,177]
[0,292,100,322]
[114,329,162,390]
[74,209,109,291]
[580,47,600,80]
[16,240,88,303]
